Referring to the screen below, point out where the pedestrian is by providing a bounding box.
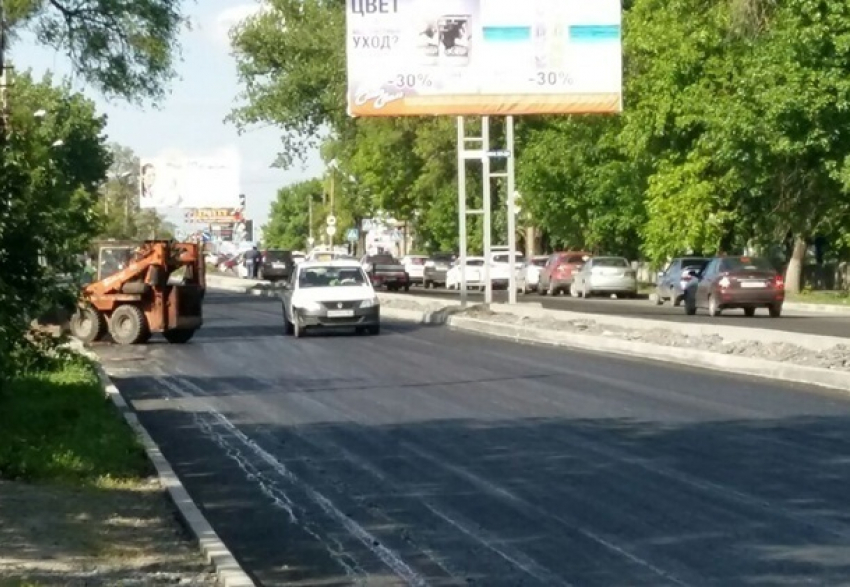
[247,246,261,278]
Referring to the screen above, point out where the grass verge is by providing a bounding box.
[0,355,150,485]
[787,290,850,306]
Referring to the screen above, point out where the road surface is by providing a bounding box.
[97,292,850,586]
[407,286,850,338]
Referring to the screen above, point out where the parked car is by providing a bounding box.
[423,252,456,288]
[258,249,295,282]
[361,254,410,291]
[518,255,549,293]
[400,254,430,285]
[683,255,784,317]
[654,256,710,306]
[538,251,591,295]
[570,256,637,298]
[280,259,380,337]
[446,256,519,290]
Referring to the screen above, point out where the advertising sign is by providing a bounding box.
[139,154,241,209]
[184,208,241,224]
[345,0,622,116]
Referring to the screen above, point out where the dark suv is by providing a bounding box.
[258,249,294,282]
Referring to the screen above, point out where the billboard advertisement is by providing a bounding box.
[183,208,242,224]
[139,155,241,209]
[345,0,622,117]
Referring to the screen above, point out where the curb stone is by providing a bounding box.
[379,307,850,394]
[70,339,257,587]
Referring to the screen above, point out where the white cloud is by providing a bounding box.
[210,2,269,47]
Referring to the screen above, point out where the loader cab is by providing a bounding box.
[97,245,136,281]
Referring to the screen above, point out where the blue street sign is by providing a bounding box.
[346,228,359,242]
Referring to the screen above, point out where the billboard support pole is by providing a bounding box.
[506,115,517,305]
[456,116,468,308]
[481,116,492,305]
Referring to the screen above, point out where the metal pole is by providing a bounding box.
[481,116,492,305]
[329,171,335,249]
[457,116,467,307]
[506,115,517,305]
[308,195,313,249]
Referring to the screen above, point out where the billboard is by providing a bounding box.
[345,0,622,117]
[139,154,241,209]
[184,208,242,224]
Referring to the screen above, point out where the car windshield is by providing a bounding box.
[593,257,629,267]
[493,253,525,264]
[299,266,367,288]
[264,250,291,261]
[561,255,584,265]
[720,256,774,272]
[407,257,428,265]
[681,258,709,269]
[431,254,455,263]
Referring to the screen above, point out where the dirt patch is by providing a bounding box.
[0,478,217,586]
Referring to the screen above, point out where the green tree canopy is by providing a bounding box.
[8,0,187,102]
[263,179,323,250]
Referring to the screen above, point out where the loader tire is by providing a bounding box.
[109,305,147,345]
[70,306,107,343]
[163,329,196,344]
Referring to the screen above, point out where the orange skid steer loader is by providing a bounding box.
[69,240,206,345]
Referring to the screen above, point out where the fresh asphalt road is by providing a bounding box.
[98,291,850,586]
[405,285,850,338]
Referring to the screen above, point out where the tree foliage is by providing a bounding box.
[263,179,323,250]
[8,0,187,103]
[0,71,110,382]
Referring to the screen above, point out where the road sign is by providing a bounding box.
[488,150,511,158]
[326,215,336,226]
[345,228,359,242]
[326,225,337,237]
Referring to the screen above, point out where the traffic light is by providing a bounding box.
[244,219,254,241]
[238,193,246,209]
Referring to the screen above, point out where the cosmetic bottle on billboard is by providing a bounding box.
[416,21,440,66]
[438,15,471,66]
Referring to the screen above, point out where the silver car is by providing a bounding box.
[570,256,638,298]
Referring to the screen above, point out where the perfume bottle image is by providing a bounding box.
[438,15,471,67]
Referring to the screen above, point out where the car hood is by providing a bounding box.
[293,285,375,303]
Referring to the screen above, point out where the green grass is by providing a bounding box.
[0,358,151,486]
[786,290,850,306]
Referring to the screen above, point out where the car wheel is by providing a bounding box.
[672,293,683,307]
[284,307,294,335]
[708,295,721,317]
[424,280,432,289]
[368,324,381,335]
[654,288,663,305]
[769,303,782,318]
[744,307,756,317]
[548,282,557,296]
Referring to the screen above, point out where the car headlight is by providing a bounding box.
[359,297,379,308]
[300,301,323,312]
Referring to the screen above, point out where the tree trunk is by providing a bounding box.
[784,235,807,294]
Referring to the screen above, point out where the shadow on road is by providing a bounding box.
[114,380,850,586]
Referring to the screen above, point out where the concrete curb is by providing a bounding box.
[379,307,850,393]
[784,301,850,315]
[71,340,256,587]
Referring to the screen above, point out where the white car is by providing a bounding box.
[281,260,380,338]
[518,255,550,293]
[446,256,521,290]
[400,254,429,284]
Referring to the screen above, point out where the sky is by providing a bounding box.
[14,0,324,231]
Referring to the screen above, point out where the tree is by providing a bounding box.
[96,142,172,240]
[8,0,187,103]
[228,0,347,167]
[0,70,110,380]
[263,179,323,250]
